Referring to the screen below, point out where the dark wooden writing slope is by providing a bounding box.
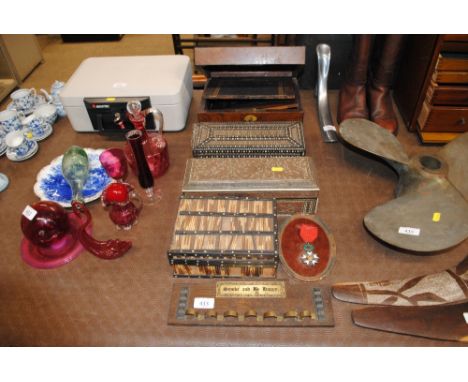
[195,46,305,122]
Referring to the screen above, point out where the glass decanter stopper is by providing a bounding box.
[124,100,169,178]
[126,100,146,130]
[102,183,142,230]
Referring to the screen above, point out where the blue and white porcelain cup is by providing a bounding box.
[22,114,47,139]
[34,103,57,125]
[10,88,37,112]
[0,109,24,133]
[5,130,34,157]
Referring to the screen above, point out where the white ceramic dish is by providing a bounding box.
[0,173,9,192]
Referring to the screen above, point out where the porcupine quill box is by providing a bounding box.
[167,196,279,278]
[191,121,306,157]
[181,156,319,215]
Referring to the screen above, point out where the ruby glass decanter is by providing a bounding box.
[122,100,169,179]
[99,148,143,230]
[61,146,132,259]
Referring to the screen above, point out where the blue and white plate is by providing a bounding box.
[33,148,112,207]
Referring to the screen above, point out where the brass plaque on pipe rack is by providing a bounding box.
[216,281,286,298]
[168,280,334,327]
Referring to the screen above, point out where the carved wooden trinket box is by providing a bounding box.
[191,120,306,158]
[182,157,319,215]
[195,46,305,122]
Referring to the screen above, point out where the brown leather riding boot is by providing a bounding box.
[368,35,405,135]
[337,35,373,123]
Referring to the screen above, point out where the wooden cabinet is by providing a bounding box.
[0,38,18,102]
[394,35,468,143]
[0,35,42,83]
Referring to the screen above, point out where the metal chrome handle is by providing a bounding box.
[316,44,338,143]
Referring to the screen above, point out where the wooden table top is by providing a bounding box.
[0,90,466,346]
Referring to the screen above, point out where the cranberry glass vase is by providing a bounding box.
[125,129,161,201]
[99,148,128,182]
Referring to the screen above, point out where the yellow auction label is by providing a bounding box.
[271,167,284,172]
[432,212,441,222]
[216,281,286,298]
[243,114,257,122]
[106,97,116,101]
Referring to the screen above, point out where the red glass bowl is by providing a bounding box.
[21,213,92,269]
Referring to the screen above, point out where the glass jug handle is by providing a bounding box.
[129,188,143,215]
[148,108,164,134]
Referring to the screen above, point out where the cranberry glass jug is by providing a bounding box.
[123,100,169,178]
